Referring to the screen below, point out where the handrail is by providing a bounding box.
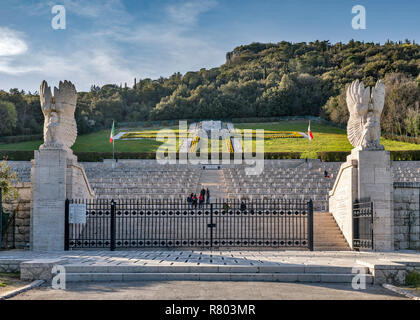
[329,159,357,197]
[68,163,95,198]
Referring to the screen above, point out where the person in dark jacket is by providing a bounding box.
[187,193,193,209]
[192,194,198,209]
[206,188,210,204]
[240,201,247,212]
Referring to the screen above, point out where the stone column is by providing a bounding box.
[352,148,394,251]
[31,149,69,251]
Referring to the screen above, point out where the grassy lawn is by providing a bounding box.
[0,129,177,153]
[0,121,418,154]
[235,121,420,157]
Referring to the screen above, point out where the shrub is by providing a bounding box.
[405,271,420,287]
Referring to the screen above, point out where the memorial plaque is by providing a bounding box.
[69,204,87,224]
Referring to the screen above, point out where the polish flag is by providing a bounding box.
[110,121,115,143]
[308,122,314,141]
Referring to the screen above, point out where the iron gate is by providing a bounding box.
[353,198,374,250]
[65,198,314,251]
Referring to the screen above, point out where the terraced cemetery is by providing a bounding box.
[0,120,419,157]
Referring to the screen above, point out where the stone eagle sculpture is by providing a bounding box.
[346,79,385,150]
[39,80,78,151]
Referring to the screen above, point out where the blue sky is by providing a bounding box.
[0,0,419,92]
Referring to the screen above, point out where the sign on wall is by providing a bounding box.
[69,204,87,224]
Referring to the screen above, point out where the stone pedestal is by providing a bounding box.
[31,148,94,251]
[31,149,69,251]
[351,148,394,251]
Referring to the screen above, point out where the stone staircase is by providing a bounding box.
[314,212,350,251]
[62,264,372,283]
[196,168,228,199]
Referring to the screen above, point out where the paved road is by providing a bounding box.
[11,281,407,300]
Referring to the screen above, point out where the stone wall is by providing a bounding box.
[393,182,420,250]
[1,182,32,249]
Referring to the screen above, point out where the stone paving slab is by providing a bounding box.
[1,250,420,268]
[1,250,418,284]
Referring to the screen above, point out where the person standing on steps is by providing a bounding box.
[206,188,210,204]
[192,194,198,209]
[187,193,193,209]
[199,193,204,208]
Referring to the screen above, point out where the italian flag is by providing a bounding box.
[109,121,115,143]
[308,121,314,141]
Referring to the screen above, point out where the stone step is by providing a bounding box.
[62,264,367,274]
[314,248,351,252]
[64,272,373,283]
[315,239,347,243]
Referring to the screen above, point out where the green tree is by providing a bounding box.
[0,101,17,136]
[0,161,18,201]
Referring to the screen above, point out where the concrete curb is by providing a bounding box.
[382,284,420,300]
[0,280,45,300]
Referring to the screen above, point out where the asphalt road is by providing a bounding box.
[10,281,408,300]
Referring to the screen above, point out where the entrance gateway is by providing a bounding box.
[65,198,314,251]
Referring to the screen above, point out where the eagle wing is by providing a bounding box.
[346,80,370,148]
[54,81,78,149]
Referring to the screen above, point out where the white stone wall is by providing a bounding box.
[329,150,394,251]
[329,159,358,248]
[393,183,420,250]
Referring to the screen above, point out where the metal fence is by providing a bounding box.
[353,198,373,250]
[65,198,314,251]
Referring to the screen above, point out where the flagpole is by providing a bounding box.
[308,120,311,168]
[309,120,311,159]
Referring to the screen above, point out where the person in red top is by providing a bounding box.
[199,193,204,208]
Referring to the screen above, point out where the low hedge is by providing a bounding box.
[0,134,43,144]
[317,151,351,162]
[264,152,302,159]
[0,150,35,161]
[383,134,420,145]
[318,150,420,162]
[1,150,419,162]
[390,150,420,161]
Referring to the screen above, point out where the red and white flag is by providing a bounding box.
[109,121,115,143]
[308,122,314,141]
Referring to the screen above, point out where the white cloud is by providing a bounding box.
[0,27,28,56]
[166,0,218,26]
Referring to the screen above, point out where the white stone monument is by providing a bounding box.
[31,81,94,251]
[329,79,393,251]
